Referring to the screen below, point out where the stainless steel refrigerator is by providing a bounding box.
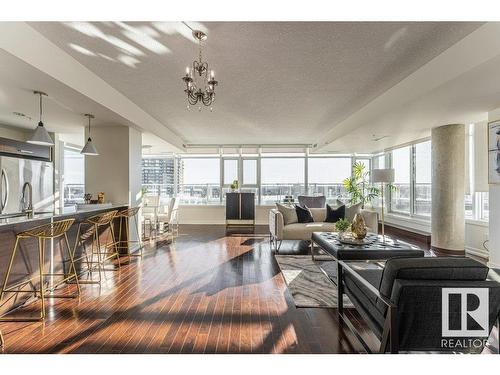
[0,156,54,215]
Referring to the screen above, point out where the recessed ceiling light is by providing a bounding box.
[13,111,32,120]
[371,135,389,142]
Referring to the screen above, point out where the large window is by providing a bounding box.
[180,158,220,204]
[308,157,351,201]
[261,158,305,204]
[390,146,411,214]
[63,147,85,206]
[223,159,238,185]
[242,159,257,185]
[414,141,432,216]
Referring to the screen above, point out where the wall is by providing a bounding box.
[84,126,130,205]
[488,108,500,268]
[178,205,274,226]
[0,123,29,141]
[374,213,489,258]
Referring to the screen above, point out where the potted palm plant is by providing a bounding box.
[343,161,394,208]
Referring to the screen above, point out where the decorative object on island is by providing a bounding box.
[84,193,92,204]
[335,218,351,235]
[488,119,500,184]
[343,161,380,207]
[181,24,218,111]
[372,168,395,242]
[351,213,367,240]
[28,91,54,146]
[226,192,255,226]
[97,192,105,204]
[81,114,99,156]
[230,179,239,191]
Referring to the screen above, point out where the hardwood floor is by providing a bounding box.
[0,225,427,354]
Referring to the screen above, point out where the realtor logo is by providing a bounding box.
[442,288,489,337]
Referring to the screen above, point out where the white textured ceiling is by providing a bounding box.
[29,21,483,148]
[0,48,136,136]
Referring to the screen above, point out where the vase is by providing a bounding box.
[351,213,367,240]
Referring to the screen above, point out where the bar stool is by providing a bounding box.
[0,329,3,348]
[0,218,80,322]
[72,210,120,284]
[115,207,144,259]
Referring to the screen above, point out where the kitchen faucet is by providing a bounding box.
[21,182,33,218]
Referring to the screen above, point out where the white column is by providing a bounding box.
[431,124,465,255]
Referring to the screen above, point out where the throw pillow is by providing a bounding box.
[295,204,314,223]
[325,204,345,223]
[276,203,298,225]
[345,202,362,222]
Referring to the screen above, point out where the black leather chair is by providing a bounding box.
[337,257,500,353]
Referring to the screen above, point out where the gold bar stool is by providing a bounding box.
[0,218,80,322]
[72,210,120,284]
[115,207,144,259]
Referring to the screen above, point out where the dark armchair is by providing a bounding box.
[338,257,500,353]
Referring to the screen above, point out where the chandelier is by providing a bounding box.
[182,29,218,111]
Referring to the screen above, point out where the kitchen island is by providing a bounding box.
[0,204,129,316]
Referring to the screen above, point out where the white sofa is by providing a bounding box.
[269,206,378,251]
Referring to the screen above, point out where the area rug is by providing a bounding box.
[274,255,352,308]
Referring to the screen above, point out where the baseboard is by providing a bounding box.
[382,222,431,246]
[465,246,489,260]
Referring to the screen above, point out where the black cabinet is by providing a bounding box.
[225,192,255,226]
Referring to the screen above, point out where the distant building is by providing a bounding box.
[142,157,183,196]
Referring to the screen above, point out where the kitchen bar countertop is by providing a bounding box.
[0,204,128,230]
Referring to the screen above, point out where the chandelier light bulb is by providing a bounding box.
[185,66,190,75]
[210,107,213,112]
[198,106,202,112]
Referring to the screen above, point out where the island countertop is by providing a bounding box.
[0,204,129,230]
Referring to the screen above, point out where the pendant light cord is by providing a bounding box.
[39,93,43,122]
[88,116,91,137]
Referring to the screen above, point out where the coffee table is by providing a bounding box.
[311,231,424,286]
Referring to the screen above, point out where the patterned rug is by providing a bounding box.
[274,255,352,308]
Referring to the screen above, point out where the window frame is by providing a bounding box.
[379,138,432,220]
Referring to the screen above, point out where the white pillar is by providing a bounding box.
[84,125,143,243]
[431,124,465,255]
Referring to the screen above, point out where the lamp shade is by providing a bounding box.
[372,168,395,183]
[81,137,99,156]
[27,121,54,146]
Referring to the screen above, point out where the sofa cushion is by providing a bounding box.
[309,207,326,222]
[276,203,298,225]
[345,202,362,221]
[379,257,489,300]
[297,195,326,208]
[325,204,345,223]
[282,222,336,240]
[295,205,314,223]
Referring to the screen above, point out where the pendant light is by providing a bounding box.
[81,114,99,156]
[28,91,54,146]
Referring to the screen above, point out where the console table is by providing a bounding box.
[225,192,255,226]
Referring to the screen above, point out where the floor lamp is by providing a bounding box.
[372,168,394,242]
